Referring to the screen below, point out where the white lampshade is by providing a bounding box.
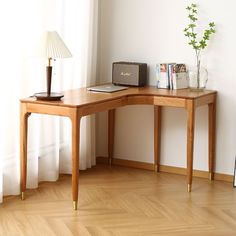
[37,31,72,59]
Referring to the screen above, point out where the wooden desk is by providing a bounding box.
[20,86,217,210]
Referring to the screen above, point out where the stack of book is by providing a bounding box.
[156,63,188,89]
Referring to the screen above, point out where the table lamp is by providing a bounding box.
[34,31,72,101]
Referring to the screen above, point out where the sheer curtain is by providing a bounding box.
[0,0,98,202]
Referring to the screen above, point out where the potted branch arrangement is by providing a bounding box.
[184,3,216,91]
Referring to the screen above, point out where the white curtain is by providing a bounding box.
[0,0,98,202]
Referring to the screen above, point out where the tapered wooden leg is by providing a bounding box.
[20,103,30,200]
[108,109,115,166]
[208,97,216,181]
[71,110,81,210]
[154,106,162,172]
[186,100,195,192]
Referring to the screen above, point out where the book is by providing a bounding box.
[168,63,176,90]
[156,63,168,89]
[156,63,175,89]
[172,64,188,89]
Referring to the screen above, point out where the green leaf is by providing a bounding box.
[209,22,215,27]
[189,14,197,22]
[190,40,197,45]
[200,40,207,48]
[189,23,196,28]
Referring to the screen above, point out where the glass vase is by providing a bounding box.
[188,60,208,91]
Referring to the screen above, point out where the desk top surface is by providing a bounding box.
[21,86,217,108]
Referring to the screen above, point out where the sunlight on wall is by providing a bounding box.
[0,0,65,198]
[0,0,44,199]
[0,0,95,200]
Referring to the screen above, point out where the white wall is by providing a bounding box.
[97,0,236,175]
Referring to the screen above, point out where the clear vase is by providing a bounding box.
[188,61,208,91]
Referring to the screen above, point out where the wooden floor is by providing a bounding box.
[0,165,236,236]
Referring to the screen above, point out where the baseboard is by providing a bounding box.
[96,156,233,183]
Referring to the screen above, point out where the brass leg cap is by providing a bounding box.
[209,173,214,181]
[154,165,159,172]
[21,192,25,200]
[187,184,192,193]
[73,201,78,210]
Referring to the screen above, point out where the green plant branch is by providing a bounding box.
[184,3,216,56]
[183,3,216,89]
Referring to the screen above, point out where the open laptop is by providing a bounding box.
[87,84,128,93]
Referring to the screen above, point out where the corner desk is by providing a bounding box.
[20,86,217,210]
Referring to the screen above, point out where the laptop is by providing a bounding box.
[87,84,128,93]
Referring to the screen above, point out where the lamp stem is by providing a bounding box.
[46,69,52,97]
[46,58,53,96]
[48,57,52,67]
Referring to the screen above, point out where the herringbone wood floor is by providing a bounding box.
[0,165,236,236]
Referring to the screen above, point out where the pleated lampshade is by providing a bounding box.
[34,31,72,101]
[37,31,72,59]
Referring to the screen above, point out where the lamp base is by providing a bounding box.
[34,92,64,101]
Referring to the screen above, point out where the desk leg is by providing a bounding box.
[71,111,81,210]
[20,103,30,200]
[208,98,216,181]
[186,100,195,192]
[154,106,162,172]
[108,109,115,166]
